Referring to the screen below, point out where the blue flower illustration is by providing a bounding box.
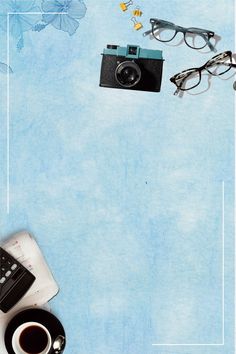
[0,0,87,52]
[0,0,41,50]
[0,62,13,74]
[38,0,87,35]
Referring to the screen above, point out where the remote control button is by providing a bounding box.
[11,264,17,270]
[1,267,6,272]
[0,277,6,284]
[1,256,6,261]
[5,271,11,277]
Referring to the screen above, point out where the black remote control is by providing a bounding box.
[0,247,36,313]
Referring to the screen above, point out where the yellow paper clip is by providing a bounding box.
[120,0,133,12]
[131,17,143,30]
[133,7,142,17]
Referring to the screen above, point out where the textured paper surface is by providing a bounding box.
[0,1,235,353]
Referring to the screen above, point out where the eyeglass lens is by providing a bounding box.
[205,52,232,75]
[174,69,201,90]
[152,26,177,42]
[184,32,208,49]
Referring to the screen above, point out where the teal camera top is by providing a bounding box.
[103,45,163,60]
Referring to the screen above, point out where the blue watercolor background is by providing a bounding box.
[0,1,235,354]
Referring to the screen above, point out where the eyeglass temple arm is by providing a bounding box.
[143,24,161,37]
[219,62,236,68]
[143,28,152,36]
[174,87,181,95]
[143,22,172,37]
[204,38,217,52]
[171,77,185,96]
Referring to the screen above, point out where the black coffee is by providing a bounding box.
[19,325,48,353]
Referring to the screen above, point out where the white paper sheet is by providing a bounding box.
[0,232,59,353]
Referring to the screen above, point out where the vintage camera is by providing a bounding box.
[99,44,164,92]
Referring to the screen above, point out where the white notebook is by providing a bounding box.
[0,231,59,353]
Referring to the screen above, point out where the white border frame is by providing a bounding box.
[5,6,235,351]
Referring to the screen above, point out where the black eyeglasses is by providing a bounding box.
[143,19,216,52]
[170,51,236,95]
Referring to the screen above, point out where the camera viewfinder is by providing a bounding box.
[128,46,138,55]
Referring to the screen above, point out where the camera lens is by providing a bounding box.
[115,61,141,88]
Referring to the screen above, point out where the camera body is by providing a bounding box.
[99,44,164,92]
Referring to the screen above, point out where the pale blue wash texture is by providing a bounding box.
[0,1,235,354]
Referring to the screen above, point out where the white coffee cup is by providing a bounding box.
[12,321,52,354]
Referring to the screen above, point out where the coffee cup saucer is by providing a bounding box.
[4,308,66,354]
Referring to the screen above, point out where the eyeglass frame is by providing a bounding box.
[143,18,216,52]
[170,51,236,94]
